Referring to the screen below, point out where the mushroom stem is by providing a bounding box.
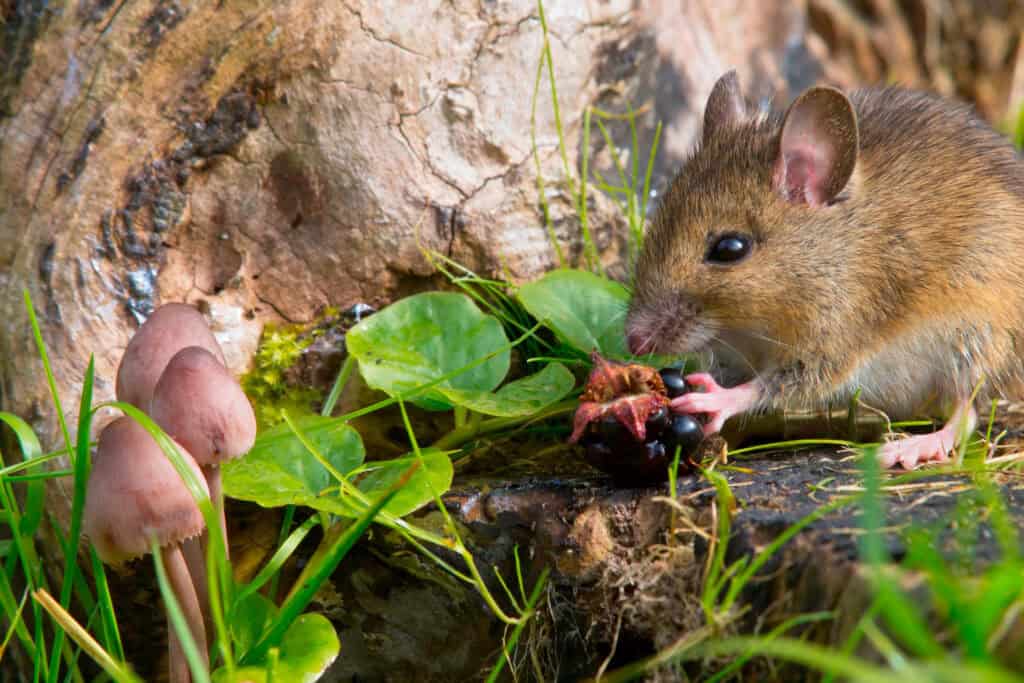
[162,543,208,683]
[204,466,230,561]
[182,537,212,644]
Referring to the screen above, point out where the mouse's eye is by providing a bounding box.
[706,234,752,264]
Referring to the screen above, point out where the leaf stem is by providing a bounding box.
[431,400,576,451]
[321,355,355,417]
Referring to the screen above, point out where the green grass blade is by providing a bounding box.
[321,355,355,418]
[700,469,733,611]
[7,418,45,542]
[578,106,601,275]
[822,596,883,683]
[0,588,29,660]
[706,611,834,683]
[239,468,407,665]
[150,540,211,683]
[858,447,942,658]
[0,413,48,581]
[0,576,34,663]
[33,590,141,683]
[695,636,914,683]
[484,569,549,683]
[236,515,318,604]
[638,121,662,241]
[22,290,73,454]
[529,25,565,267]
[722,492,858,612]
[47,356,97,683]
[88,546,124,661]
[536,0,575,201]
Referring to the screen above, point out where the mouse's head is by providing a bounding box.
[626,72,860,373]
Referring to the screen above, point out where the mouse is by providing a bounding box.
[625,70,1024,469]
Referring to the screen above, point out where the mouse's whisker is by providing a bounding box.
[707,330,760,379]
[730,328,795,350]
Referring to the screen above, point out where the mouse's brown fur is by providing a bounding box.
[627,75,1024,420]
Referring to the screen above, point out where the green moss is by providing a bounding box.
[242,323,322,429]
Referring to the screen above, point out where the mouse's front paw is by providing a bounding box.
[670,373,759,436]
[878,432,954,470]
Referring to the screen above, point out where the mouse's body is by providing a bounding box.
[625,72,1024,468]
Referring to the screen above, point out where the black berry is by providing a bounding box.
[662,414,704,456]
[645,406,669,437]
[597,414,632,446]
[658,368,689,399]
[583,440,616,471]
[642,440,667,465]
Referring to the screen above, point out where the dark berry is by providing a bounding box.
[597,414,633,446]
[662,414,704,456]
[658,368,689,399]
[582,440,616,471]
[642,440,667,466]
[646,406,669,437]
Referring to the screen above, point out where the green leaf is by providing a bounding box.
[355,449,453,518]
[215,614,339,683]
[347,292,511,410]
[440,362,576,417]
[222,416,365,509]
[242,473,404,666]
[0,413,45,538]
[230,593,277,657]
[517,269,630,358]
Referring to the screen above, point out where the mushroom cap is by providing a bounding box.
[116,303,225,411]
[83,416,209,565]
[150,346,257,467]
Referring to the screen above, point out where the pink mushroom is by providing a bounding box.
[116,303,225,411]
[83,416,209,683]
[150,345,257,559]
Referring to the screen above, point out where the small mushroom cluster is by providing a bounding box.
[83,303,257,683]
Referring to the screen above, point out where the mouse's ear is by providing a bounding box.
[772,86,858,207]
[703,70,747,145]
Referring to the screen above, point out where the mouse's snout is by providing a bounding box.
[625,294,703,356]
[627,328,654,356]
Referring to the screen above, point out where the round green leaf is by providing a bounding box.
[518,269,630,358]
[346,292,511,410]
[213,613,340,683]
[355,449,453,518]
[439,362,576,417]
[223,416,365,509]
[230,593,277,657]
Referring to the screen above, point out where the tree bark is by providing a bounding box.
[0,0,824,530]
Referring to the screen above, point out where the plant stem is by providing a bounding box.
[206,467,229,562]
[160,544,208,683]
[321,355,355,417]
[431,399,576,451]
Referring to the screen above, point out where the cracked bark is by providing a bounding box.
[2,2,826,481]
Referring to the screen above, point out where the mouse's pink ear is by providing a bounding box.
[772,86,858,207]
[703,70,747,145]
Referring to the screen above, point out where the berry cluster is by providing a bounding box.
[570,356,704,485]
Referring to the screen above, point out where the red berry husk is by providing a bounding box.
[569,352,701,484]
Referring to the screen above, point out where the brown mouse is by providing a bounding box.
[625,71,1024,469]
